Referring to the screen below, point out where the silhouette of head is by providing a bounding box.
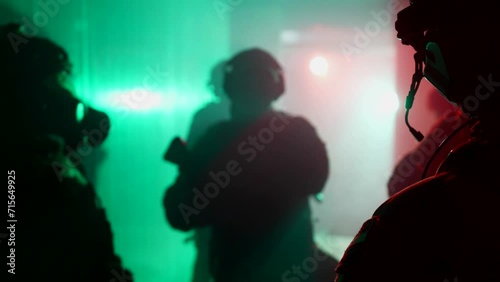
[223,48,285,107]
[2,23,109,149]
[2,23,71,86]
[207,60,228,99]
[396,0,499,117]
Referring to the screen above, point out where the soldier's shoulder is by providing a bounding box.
[374,172,457,218]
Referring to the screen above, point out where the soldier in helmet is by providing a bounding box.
[335,0,500,281]
[163,48,333,282]
[2,23,132,281]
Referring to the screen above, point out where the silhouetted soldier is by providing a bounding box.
[187,60,230,149]
[336,0,500,281]
[186,60,230,282]
[164,48,330,282]
[2,24,132,281]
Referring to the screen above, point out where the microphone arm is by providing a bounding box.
[405,52,425,142]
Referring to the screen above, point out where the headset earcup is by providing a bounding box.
[222,56,285,101]
[275,70,285,98]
